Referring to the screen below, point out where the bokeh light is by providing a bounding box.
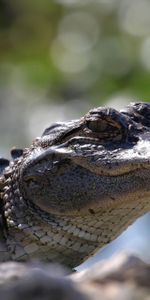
[119,0,150,37]
[51,11,99,74]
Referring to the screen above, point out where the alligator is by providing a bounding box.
[0,102,150,268]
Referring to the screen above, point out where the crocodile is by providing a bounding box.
[0,102,150,268]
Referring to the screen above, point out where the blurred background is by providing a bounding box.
[0,0,150,268]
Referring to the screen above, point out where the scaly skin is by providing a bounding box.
[0,102,150,268]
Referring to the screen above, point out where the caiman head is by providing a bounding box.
[19,102,150,215]
[1,102,150,266]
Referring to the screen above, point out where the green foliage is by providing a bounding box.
[0,0,150,104]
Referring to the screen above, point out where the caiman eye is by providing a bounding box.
[85,107,129,142]
[87,119,107,133]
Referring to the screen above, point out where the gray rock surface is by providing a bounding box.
[0,253,149,300]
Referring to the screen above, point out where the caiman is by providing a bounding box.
[0,102,150,268]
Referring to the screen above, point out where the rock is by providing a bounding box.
[0,253,149,300]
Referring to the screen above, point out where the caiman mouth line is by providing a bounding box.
[22,148,150,178]
[22,136,150,179]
